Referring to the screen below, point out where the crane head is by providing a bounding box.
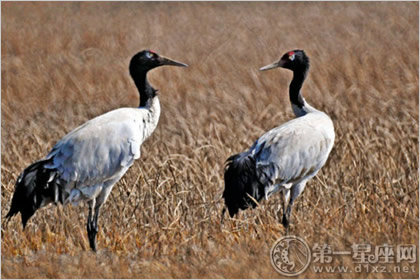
[259,49,309,72]
[130,50,188,74]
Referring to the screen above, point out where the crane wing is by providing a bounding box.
[251,113,334,186]
[44,108,150,185]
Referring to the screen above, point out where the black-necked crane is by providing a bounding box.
[6,50,188,251]
[222,50,335,231]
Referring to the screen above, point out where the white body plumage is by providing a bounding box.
[44,98,160,206]
[250,105,334,200]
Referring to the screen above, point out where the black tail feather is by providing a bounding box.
[223,153,265,218]
[6,159,61,228]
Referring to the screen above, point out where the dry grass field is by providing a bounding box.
[1,2,418,278]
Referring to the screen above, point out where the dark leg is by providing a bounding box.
[282,181,307,233]
[87,200,98,252]
[86,180,119,251]
[282,205,291,230]
[281,189,291,231]
[220,207,226,224]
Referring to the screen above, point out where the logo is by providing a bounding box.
[270,236,311,276]
[270,238,417,275]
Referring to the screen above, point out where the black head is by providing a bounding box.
[129,50,188,76]
[260,49,309,72]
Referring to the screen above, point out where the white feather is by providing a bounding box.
[44,97,161,204]
[249,108,334,200]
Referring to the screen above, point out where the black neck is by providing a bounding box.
[289,67,308,108]
[132,70,157,107]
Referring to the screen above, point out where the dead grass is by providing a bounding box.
[1,2,418,278]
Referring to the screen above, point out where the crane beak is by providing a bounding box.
[159,56,188,67]
[259,59,285,71]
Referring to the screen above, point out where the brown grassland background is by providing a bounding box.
[1,2,419,278]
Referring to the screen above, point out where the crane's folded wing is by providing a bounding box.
[251,113,334,185]
[44,109,148,185]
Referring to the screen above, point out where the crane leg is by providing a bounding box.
[87,200,99,252]
[282,206,291,230]
[281,189,291,230]
[220,207,226,224]
[86,179,123,251]
[87,180,116,251]
[282,181,307,232]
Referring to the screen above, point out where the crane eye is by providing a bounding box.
[149,50,158,59]
[146,51,158,59]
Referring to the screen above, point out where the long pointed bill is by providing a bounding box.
[259,61,280,71]
[159,56,188,67]
[259,59,286,71]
